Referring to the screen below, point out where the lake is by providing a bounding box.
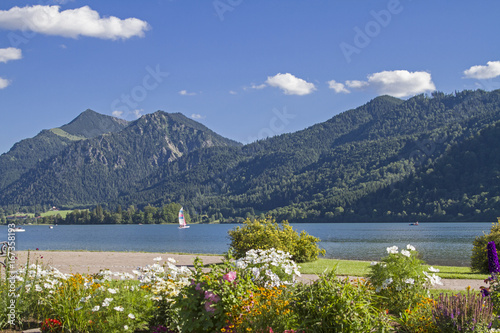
[1,222,492,266]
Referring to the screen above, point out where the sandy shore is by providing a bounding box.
[12,250,486,291]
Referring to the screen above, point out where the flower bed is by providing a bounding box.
[1,246,498,332]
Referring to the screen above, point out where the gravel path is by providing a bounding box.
[13,250,486,291]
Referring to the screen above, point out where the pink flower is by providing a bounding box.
[223,271,237,282]
[204,301,216,313]
[204,291,220,303]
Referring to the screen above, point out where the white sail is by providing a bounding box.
[178,207,189,229]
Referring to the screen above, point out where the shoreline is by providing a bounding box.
[11,250,487,291]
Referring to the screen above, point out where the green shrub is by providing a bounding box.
[294,270,391,332]
[471,222,500,273]
[227,218,325,263]
[368,244,442,315]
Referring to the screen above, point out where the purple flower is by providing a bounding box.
[487,241,500,274]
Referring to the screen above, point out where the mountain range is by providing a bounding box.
[1,89,500,222]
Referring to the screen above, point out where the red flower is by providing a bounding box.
[40,318,63,333]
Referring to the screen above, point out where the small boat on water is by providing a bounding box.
[49,225,54,229]
[178,207,190,229]
[409,221,419,226]
[12,227,25,232]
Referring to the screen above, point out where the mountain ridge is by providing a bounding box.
[0,110,241,206]
[2,89,500,222]
[0,109,129,190]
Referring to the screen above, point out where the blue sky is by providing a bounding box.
[0,0,499,154]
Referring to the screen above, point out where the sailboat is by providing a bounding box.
[178,207,190,229]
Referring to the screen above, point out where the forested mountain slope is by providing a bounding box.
[121,90,500,221]
[0,110,128,189]
[0,111,241,207]
[346,121,500,221]
[2,90,500,222]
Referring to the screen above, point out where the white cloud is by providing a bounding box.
[179,90,196,96]
[464,61,500,79]
[0,77,10,89]
[0,5,150,40]
[367,70,435,97]
[345,80,369,89]
[327,80,350,93]
[344,70,435,98]
[229,90,237,95]
[191,113,205,119]
[250,83,266,90]
[266,73,316,96]
[0,47,22,63]
[112,110,123,118]
[132,109,143,119]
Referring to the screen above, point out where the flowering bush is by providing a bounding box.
[0,254,192,332]
[482,241,500,315]
[487,241,500,274]
[44,269,154,332]
[135,257,192,330]
[0,257,71,329]
[228,218,325,263]
[235,248,301,287]
[173,257,256,332]
[432,291,494,332]
[368,244,442,315]
[294,270,391,332]
[398,296,439,333]
[471,222,500,273]
[229,285,300,333]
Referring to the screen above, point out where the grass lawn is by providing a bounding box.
[299,258,489,280]
[39,210,77,218]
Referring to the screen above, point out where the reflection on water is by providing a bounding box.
[1,222,492,266]
[291,222,491,266]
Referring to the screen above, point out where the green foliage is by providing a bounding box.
[471,222,500,273]
[368,245,442,315]
[227,218,325,263]
[294,270,391,332]
[24,203,188,225]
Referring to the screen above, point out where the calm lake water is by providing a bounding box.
[1,222,492,266]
